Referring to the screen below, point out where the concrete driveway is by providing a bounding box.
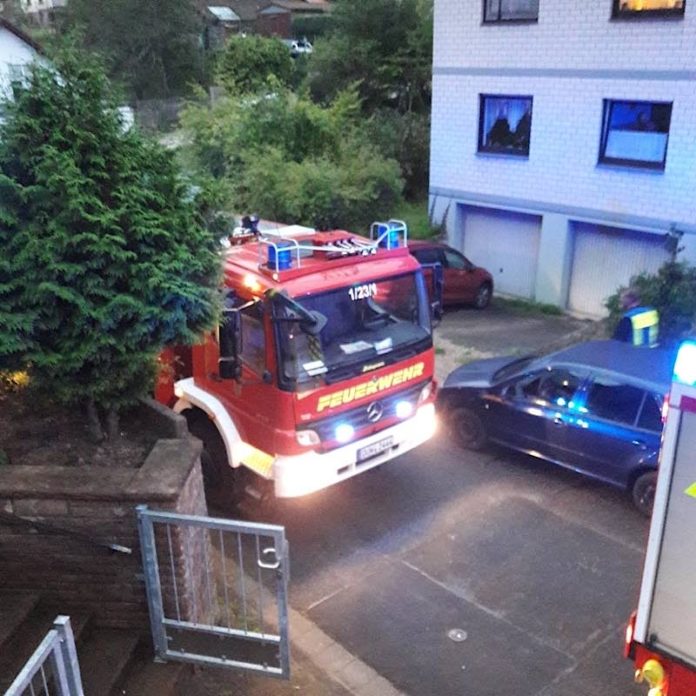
[434,300,602,384]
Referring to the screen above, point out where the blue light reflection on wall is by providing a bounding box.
[673,341,696,386]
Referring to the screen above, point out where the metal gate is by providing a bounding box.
[136,506,290,679]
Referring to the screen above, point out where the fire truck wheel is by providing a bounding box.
[450,407,488,450]
[632,470,657,517]
[186,413,240,509]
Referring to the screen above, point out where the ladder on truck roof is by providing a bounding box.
[256,219,409,273]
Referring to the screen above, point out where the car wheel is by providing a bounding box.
[450,407,488,450]
[632,471,657,517]
[473,283,492,310]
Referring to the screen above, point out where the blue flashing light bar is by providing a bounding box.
[268,241,293,270]
[673,340,696,386]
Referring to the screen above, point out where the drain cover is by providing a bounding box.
[448,628,468,642]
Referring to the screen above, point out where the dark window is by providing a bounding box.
[517,368,584,406]
[443,249,471,270]
[413,248,442,265]
[240,302,266,374]
[484,0,539,22]
[584,378,644,426]
[637,392,664,432]
[478,94,533,157]
[612,0,685,18]
[599,100,672,170]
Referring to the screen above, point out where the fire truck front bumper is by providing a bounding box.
[273,403,437,498]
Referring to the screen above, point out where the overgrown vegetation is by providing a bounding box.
[0,48,221,440]
[605,261,696,347]
[181,86,403,231]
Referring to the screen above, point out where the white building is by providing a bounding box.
[429,0,696,316]
[0,18,42,104]
[19,0,66,27]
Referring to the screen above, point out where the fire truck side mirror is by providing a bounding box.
[219,308,242,380]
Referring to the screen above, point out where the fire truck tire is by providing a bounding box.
[632,470,657,517]
[450,407,488,451]
[185,411,240,509]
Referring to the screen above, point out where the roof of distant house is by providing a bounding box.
[0,18,44,54]
[207,5,241,22]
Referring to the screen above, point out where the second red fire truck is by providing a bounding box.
[157,218,439,503]
[625,339,696,695]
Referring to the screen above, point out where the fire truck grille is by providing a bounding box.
[300,380,427,450]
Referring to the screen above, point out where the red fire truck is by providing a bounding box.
[625,339,696,695]
[156,219,439,503]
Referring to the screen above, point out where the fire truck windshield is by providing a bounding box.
[274,272,432,389]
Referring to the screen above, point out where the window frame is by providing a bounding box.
[478,93,534,158]
[611,0,685,19]
[598,98,673,171]
[483,0,539,23]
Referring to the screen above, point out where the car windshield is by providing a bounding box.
[274,272,432,388]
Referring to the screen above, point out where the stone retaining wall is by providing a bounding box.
[0,412,211,630]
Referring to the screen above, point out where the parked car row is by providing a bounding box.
[437,340,675,516]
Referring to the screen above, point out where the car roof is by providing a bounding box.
[540,340,674,391]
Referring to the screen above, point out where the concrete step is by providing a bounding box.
[77,629,140,696]
[0,593,41,653]
[0,610,91,693]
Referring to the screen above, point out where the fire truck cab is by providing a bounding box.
[157,219,439,503]
[626,340,696,696]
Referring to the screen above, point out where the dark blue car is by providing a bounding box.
[438,340,674,516]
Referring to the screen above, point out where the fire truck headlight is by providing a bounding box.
[335,423,355,444]
[415,402,437,436]
[296,429,320,447]
[395,400,414,419]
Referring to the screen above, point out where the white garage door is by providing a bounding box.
[458,205,541,299]
[568,223,670,317]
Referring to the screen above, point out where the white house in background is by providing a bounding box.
[0,18,43,104]
[429,0,696,317]
[19,0,66,27]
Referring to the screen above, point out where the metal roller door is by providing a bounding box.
[459,206,541,299]
[568,223,669,317]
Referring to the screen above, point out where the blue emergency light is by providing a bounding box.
[673,340,696,386]
[268,241,293,270]
[377,222,400,249]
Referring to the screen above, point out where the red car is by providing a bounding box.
[410,240,493,310]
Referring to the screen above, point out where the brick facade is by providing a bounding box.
[0,407,210,631]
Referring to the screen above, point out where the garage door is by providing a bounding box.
[458,205,541,299]
[568,223,670,317]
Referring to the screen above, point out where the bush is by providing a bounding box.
[605,261,696,348]
[181,88,404,231]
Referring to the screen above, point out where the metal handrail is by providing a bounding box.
[0,510,132,555]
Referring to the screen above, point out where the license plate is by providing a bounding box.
[357,436,394,463]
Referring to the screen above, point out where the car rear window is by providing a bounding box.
[412,248,441,265]
[584,378,644,426]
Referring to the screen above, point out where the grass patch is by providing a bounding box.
[391,198,439,240]
[435,346,446,355]
[494,297,563,316]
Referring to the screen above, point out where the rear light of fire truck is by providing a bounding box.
[624,613,636,659]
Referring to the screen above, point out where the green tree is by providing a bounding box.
[216,35,293,95]
[62,0,206,99]
[0,49,221,440]
[308,0,433,114]
[181,88,403,231]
